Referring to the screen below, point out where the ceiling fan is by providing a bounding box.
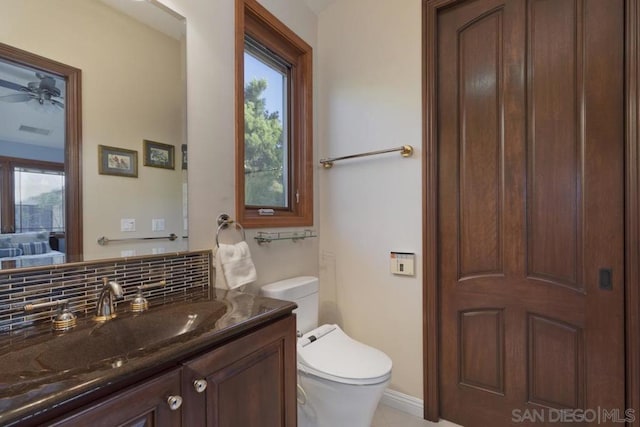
[0,72,64,109]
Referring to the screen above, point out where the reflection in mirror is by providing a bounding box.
[0,0,187,269]
[0,61,66,236]
[0,44,82,269]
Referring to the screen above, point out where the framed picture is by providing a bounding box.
[143,140,175,170]
[98,145,138,177]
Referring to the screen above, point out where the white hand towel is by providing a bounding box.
[213,241,257,290]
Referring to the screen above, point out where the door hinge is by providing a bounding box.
[296,190,300,204]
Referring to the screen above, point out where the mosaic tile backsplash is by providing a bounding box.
[0,250,211,332]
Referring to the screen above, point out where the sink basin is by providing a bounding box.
[0,299,228,388]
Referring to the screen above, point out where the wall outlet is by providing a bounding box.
[390,252,415,276]
[121,218,136,232]
[152,218,165,232]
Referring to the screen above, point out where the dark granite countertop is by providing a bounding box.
[0,289,296,426]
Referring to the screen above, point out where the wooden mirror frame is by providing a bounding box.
[0,42,82,262]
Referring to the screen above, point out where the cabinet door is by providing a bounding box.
[49,368,183,427]
[182,315,297,427]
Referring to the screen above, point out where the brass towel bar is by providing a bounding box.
[319,145,414,169]
[97,234,178,246]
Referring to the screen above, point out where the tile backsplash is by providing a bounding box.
[0,250,211,332]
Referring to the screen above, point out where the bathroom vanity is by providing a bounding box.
[0,289,297,426]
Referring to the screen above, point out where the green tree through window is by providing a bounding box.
[244,78,286,207]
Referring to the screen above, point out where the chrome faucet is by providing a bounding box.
[95,277,123,322]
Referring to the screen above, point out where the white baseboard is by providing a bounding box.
[380,389,462,426]
[380,388,424,418]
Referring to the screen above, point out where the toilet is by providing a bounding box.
[260,276,392,427]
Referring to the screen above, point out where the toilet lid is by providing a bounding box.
[297,324,392,385]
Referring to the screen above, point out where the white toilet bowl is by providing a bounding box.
[296,324,392,427]
[260,277,392,427]
[297,373,389,427]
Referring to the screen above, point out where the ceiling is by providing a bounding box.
[100,0,185,40]
[0,59,65,150]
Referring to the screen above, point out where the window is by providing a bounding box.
[14,166,65,233]
[244,37,290,208]
[236,0,313,228]
[0,156,65,235]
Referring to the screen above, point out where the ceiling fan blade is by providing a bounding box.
[0,79,27,92]
[52,99,65,109]
[0,93,32,103]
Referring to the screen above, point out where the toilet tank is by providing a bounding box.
[260,276,318,334]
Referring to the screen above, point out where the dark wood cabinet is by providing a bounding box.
[182,315,297,427]
[49,368,183,427]
[43,315,296,427]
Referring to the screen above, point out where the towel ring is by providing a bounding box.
[216,214,246,247]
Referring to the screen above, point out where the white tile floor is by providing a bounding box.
[372,404,463,427]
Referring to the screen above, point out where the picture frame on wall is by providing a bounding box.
[143,140,175,170]
[98,145,138,178]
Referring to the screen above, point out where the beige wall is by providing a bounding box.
[0,0,186,259]
[316,0,424,399]
[165,0,423,400]
[160,0,320,287]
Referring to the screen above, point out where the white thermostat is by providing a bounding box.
[390,252,415,276]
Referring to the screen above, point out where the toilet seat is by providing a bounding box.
[297,324,392,386]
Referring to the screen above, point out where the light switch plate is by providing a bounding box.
[121,218,136,232]
[152,218,165,232]
[390,252,415,276]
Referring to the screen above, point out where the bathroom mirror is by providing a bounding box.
[0,0,187,269]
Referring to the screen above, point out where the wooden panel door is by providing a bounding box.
[436,0,625,425]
